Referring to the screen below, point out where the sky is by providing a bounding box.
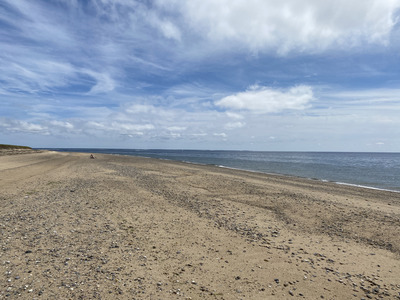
[1,0,400,151]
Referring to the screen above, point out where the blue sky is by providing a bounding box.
[1,0,400,151]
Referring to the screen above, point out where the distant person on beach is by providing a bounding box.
[90,154,95,159]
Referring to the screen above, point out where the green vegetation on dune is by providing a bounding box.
[0,144,32,150]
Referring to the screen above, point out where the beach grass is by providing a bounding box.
[0,144,32,149]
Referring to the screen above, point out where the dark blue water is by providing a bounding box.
[47,149,400,192]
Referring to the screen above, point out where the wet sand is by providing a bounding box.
[1,151,399,299]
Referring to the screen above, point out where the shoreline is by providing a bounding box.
[216,163,400,194]
[1,151,399,299]
[47,148,400,194]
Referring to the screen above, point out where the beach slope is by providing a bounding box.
[1,152,399,299]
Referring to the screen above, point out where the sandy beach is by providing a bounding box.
[1,151,399,299]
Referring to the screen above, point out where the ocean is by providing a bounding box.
[48,149,400,192]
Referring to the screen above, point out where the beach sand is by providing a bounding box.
[1,151,399,299]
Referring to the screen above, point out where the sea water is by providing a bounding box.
[48,149,400,192]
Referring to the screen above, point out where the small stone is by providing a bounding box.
[274,278,280,284]
[289,290,294,296]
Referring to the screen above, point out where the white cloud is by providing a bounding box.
[83,70,116,94]
[173,0,400,54]
[2,85,400,151]
[125,104,157,114]
[167,126,186,131]
[226,112,244,119]
[224,122,246,130]
[78,120,157,138]
[19,122,47,133]
[167,132,181,139]
[147,12,182,41]
[216,85,314,113]
[90,119,108,127]
[0,118,49,135]
[110,122,155,132]
[49,120,74,130]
